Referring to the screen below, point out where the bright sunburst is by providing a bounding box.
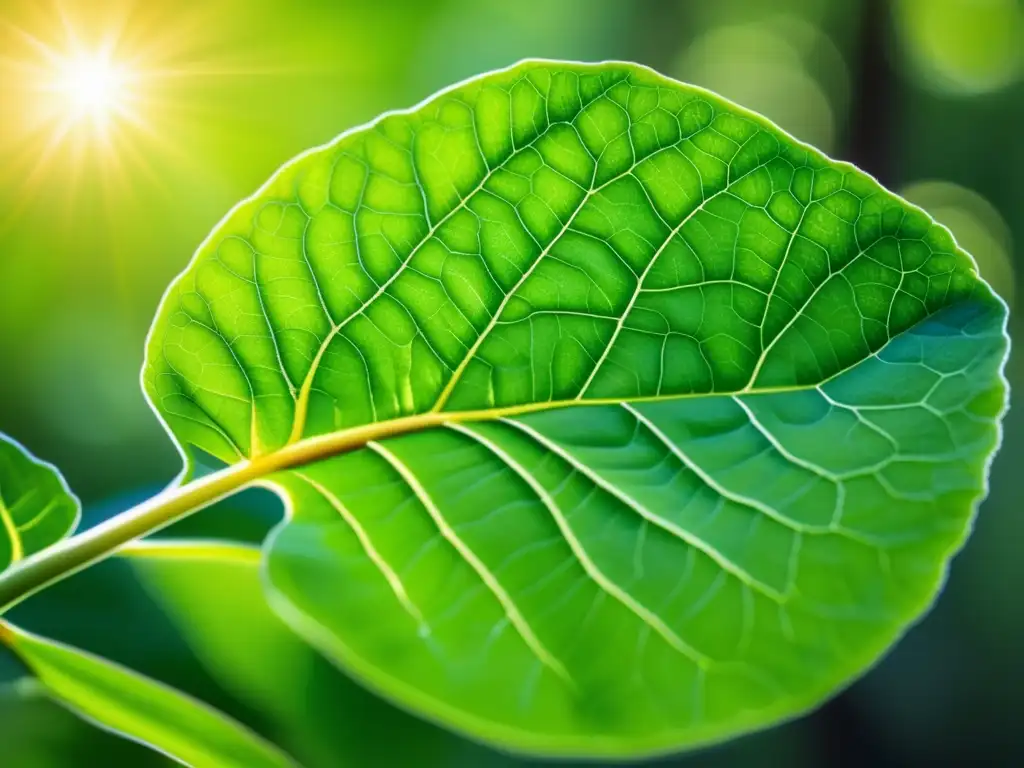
[0,1,299,234]
[0,13,158,226]
[52,49,134,126]
[0,2,223,229]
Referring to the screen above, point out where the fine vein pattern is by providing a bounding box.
[144,61,1008,755]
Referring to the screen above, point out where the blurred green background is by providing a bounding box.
[0,0,1021,765]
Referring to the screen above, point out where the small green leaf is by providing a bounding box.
[0,435,79,572]
[144,60,1009,756]
[0,620,297,768]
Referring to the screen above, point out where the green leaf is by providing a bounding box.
[0,619,297,768]
[0,436,79,572]
[143,59,1009,756]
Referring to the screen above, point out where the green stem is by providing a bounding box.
[0,461,259,615]
[0,382,829,614]
[0,405,456,614]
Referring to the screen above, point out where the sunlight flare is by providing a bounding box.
[0,15,158,224]
[52,50,134,125]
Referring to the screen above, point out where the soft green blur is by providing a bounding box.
[0,0,1021,765]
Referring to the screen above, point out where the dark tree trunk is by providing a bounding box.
[845,0,899,184]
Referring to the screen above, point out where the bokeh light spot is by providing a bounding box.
[894,0,1024,95]
[674,17,848,153]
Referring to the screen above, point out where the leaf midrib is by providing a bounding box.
[235,355,883,489]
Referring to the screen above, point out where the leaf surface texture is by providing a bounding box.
[144,60,1009,755]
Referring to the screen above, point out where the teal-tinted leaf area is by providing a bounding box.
[144,60,1009,756]
[0,436,79,572]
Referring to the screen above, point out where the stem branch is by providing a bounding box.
[0,406,454,613]
[0,461,260,614]
[0,381,832,614]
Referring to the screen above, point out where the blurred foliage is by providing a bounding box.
[0,0,1021,764]
[674,16,848,152]
[894,0,1024,95]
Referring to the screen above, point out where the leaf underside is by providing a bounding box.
[144,60,1008,756]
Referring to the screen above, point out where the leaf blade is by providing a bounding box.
[144,59,1010,756]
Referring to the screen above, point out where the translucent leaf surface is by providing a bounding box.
[144,60,1009,756]
[0,436,79,572]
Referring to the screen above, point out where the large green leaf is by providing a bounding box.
[0,436,79,571]
[143,60,1009,756]
[0,619,297,767]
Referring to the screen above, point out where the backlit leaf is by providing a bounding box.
[2,535,494,767]
[0,435,79,573]
[144,60,1009,756]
